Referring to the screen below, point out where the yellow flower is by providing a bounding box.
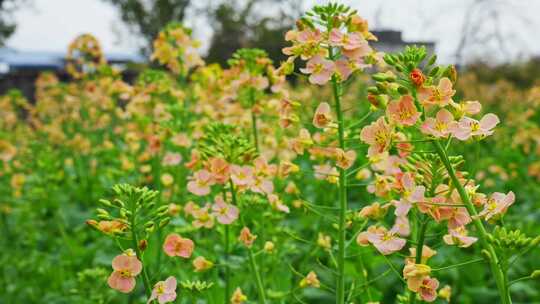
[299,271,320,288]
[230,287,247,304]
[193,256,214,272]
[161,173,174,187]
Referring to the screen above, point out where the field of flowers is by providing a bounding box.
[1,3,540,304]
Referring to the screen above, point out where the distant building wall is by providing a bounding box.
[371,30,435,56]
[0,48,144,101]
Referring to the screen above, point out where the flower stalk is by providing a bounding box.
[129,198,152,298]
[229,180,267,303]
[433,139,512,304]
[409,212,428,304]
[224,224,231,302]
[331,71,349,304]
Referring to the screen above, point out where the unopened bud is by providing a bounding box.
[139,239,148,251]
[481,249,492,261]
[444,65,458,83]
[99,199,112,207]
[97,213,111,220]
[86,219,98,229]
[159,218,170,228]
[428,55,437,66]
[397,86,409,95]
[113,199,125,208]
[530,236,540,247]
[486,233,496,244]
[264,241,275,253]
[372,73,388,82]
[96,208,109,216]
[367,86,379,94]
[383,54,396,65]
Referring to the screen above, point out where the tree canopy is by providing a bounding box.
[103,0,302,65]
[0,0,27,46]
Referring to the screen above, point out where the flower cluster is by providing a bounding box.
[282,4,378,85]
[354,46,522,302]
[151,23,204,76]
[65,33,106,79]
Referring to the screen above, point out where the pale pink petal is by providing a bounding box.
[480,113,500,130]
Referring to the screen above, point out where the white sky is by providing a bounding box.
[6,0,540,63]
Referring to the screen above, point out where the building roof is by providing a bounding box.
[0,47,145,74]
[372,29,435,47]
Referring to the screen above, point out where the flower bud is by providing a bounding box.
[96,208,109,216]
[428,54,437,66]
[264,241,275,253]
[193,256,214,272]
[409,68,425,87]
[444,65,457,83]
[481,249,492,261]
[97,213,111,220]
[144,221,155,233]
[531,270,540,279]
[99,199,112,207]
[397,86,409,95]
[383,54,396,66]
[367,86,379,94]
[530,236,540,247]
[159,218,170,228]
[156,204,169,212]
[139,239,148,251]
[113,198,125,208]
[429,66,440,77]
[372,73,387,82]
[86,219,99,229]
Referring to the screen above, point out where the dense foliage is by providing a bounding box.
[1,3,540,304]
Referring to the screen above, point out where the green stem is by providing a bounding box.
[331,72,351,304]
[229,180,266,303]
[358,249,372,302]
[224,224,231,303]
[130,202,152,298]
[432,258,485,271]
[248,248,267,304]
[433,140,511,304]
[251,110,259,153]
[249,88,260,153]
[508,275,533,287]
[409,213,428,304]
